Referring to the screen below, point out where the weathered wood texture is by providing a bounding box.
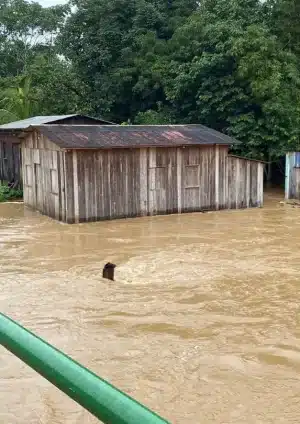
[64,146,264,222]
[0,135,22,186]
[0,116,111,189]
[22,138,264,223]
[285,152,300,200]
[22,132,65,220]
[227,156,264,209]
[65,149,141,223]
[290,169,300,200]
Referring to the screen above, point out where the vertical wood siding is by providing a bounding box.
[227,156,264,208]
[22,136,265,223]
[0,139,22,186]
[65,149,141,222]
[22,131,65,220]
[285,152,300,200]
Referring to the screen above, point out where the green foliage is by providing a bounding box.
[0,0,77,123]
[164,8,300,158]
[58,0,198,122]
[0,184,23,202]
[0,0,69,77]
[0,0,300,162]
[134,103,175,124]
[265,0,300,54]
[0,75,37,123]
[28,55,91,116]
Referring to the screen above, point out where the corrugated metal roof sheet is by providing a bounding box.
[0,115,76,129]
[28,124,238,149]
[0,114,113,130]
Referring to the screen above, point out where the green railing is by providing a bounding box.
[0,313,170,424]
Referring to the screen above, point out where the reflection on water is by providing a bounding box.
[2,191,300,423]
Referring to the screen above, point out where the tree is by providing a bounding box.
[0,0,89,121]
[134,102,176,124]
[0,75,37,123]
[28,54,92,116]
[1,0,299,171]
[58,0,198,122]
[163,0,300,166]
[0,0,69,77]
[265,0,300,54]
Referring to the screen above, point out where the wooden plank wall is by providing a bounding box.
[22,135,265,223]
[218,145,229,209]
[288,170,300,200]
[0,139,22,186]
[65,149,141,223]
[285,152,300,200]
[66,146,220,223]
[227,156,264,208]
[64,145,264,223]
[22,131,65,220]
[181,146,216,212]
[291,168,300,199]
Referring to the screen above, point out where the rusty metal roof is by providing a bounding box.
[25,124,238,149]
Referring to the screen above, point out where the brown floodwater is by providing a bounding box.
[1,191,300,423]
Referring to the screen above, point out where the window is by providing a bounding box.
[185,165,200,188]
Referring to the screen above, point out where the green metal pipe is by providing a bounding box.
[0,313,170,424]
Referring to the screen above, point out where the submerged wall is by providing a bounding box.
[63,147,264,223]
[22,137,265,223]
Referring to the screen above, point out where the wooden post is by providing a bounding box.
[102,263,116,281]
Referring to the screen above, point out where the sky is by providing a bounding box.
[36,0,68,6]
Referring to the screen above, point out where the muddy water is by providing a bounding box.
[1,192,300,423]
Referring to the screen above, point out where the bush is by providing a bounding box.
[0,184,23,202]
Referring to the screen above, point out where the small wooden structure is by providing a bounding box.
[0,132,22,187]
[285,152,300,199]
[0,114,113,187]
[20,124,265,223]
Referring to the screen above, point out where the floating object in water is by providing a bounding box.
[102,263,116,281]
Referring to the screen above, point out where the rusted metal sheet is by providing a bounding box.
[28,124,238,150]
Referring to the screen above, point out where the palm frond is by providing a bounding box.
[0,109,20,124]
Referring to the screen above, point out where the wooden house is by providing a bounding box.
[0,114,113,187]
[20,124,265,223]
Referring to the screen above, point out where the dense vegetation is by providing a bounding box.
[0,184,23,202]
[1,0,300,163]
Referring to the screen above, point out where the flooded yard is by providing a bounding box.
[1,191,300,423]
